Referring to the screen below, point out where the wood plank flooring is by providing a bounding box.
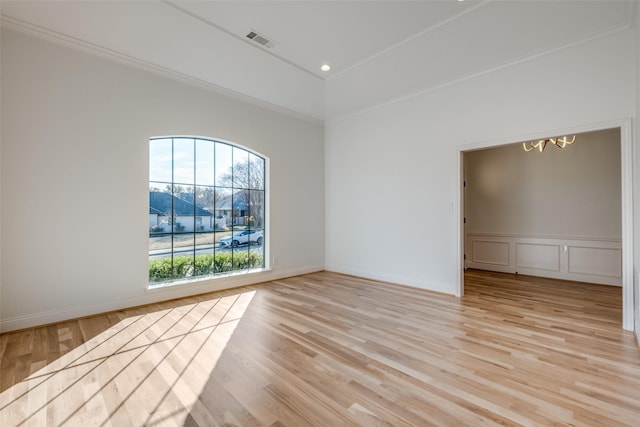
[1,270,639,426]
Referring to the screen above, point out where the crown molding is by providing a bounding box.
[0,14,324,125]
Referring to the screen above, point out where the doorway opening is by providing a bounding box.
[456,119,633,330]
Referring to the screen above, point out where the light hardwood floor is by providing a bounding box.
[1,270,639,426]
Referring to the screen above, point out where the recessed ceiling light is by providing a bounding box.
[320,64,331,72]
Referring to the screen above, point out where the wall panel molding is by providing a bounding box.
[471,240,510,266]
[516,243,561,272]
[466,233,622,286]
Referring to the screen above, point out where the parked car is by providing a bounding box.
[219,230,264,247]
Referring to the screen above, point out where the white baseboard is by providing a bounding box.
[0,265,324,333]
[324,265,454,295]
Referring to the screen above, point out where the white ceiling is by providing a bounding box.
[168,0,478,79]
[1,1,636,121]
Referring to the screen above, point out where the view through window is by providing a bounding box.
[149,137,266,285]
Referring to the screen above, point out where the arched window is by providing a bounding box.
[148,137,266,285]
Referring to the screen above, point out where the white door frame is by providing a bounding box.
[455,118,634,331]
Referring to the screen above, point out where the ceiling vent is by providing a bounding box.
[246,31,276,49]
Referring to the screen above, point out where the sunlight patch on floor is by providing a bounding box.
[0,290,256,426]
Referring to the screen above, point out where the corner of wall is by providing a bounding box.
[635,2,640,344]
[0,27,3,329]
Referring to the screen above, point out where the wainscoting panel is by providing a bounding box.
[516,243,560,272]
[471,240,509,266]
[466,234,622,286]
[568,246,622,278]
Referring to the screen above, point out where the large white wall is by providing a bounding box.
[325,29,635,295]
[0,29,325,331]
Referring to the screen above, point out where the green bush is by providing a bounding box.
[149,251,264,283]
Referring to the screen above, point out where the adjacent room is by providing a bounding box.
[464,128,622,287]
[1,1,640,425]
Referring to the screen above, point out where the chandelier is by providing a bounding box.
[522,135,576,152]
